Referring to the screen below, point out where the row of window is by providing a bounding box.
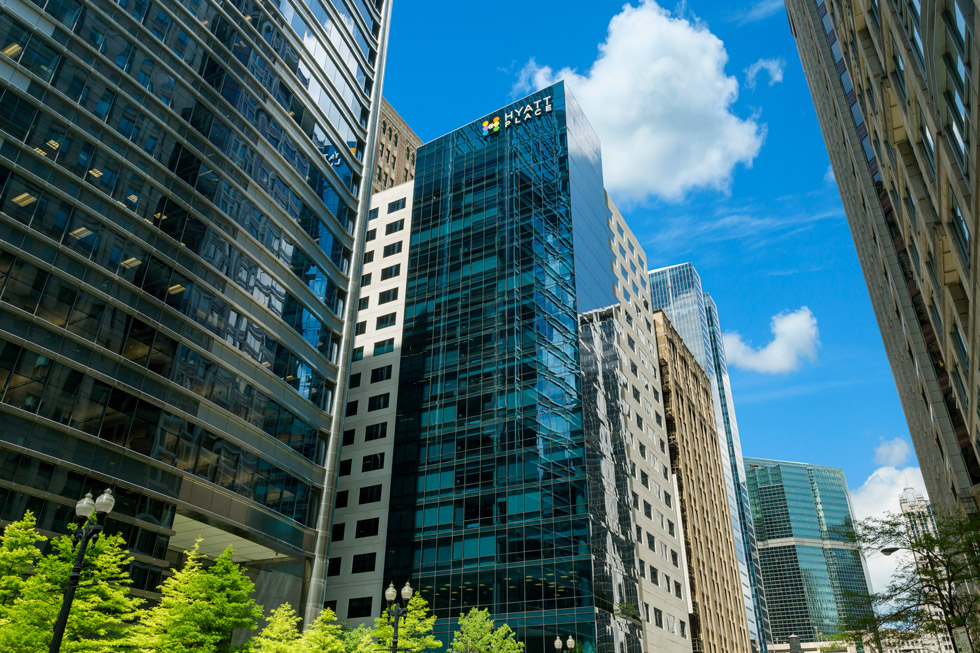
[0,249,325,461]
[345,392,389,415]
[0,338,321,525]
[348,364,393,388]
[350,337,394,361]
[338,451,384,475]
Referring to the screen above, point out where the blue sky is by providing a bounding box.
[380,0,923,585]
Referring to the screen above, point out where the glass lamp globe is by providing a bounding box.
[94,489,115,514]
[554,637,562,650]
[75,492,96,518]
[567,636,575,649]
[385,583,397,602]
[401,582,413,601]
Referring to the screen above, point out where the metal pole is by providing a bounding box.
[391,606,400,653]
[48,526,96,653]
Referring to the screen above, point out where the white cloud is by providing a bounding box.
[723,307,820,373]
[744,57,785,88]
[512,1,764,202]
[737,0,785,23]
[824,164,835,184]
[850,463,927,593]
[874,437,912,467]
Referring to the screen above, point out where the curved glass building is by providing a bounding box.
[0,0,389,616]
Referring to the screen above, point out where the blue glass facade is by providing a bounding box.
[649,263,770,650]
[744,458,872,643]
[0,0,388,618]
[383,82,628,653]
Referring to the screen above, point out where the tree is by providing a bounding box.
[373,592,441,652]
[131,543,262,653]
[299,608,344,653]
[0,518,142,653]
[840,509,980,651]
[340,623,376,653]
[0,511,45,609]
[448,608,524,653]
[251,603,302,653]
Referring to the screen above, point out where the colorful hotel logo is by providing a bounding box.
[482,116,500,137]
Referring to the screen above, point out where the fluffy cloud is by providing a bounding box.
[723,307,820,373]
[744,57,785,88]
[850,461,927,593]
[824,164,836,184]
[512,1,764,202]
[874,437,912,467]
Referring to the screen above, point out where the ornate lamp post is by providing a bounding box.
[554,634,576,650]
[49,489,115,653]
[384,581,413,652]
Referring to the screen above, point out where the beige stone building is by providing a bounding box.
[785,0,980,514]
[371,99,422,193]
[654,313,752,653]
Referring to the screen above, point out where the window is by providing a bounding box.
[387,198,406,213]
[327,558,341,576]
[680,621,687,638]
[371,365,393,382]
[374,339,394,356]
[674,581,682,598]
[650,567,658,585]
[335,490,348,508]
[667,520,675,537]
[359,484,382,504]
[338,459,352,476]
[352,347,363,361]
[640,471,649,488]
[632,387,641,402]
[659,438,666,453]
[368,393,390,411]
[643,501,652,519]
[331,523,345,542]
[662,464,669,480]
[365,422,388,441]
[646,534,655,551]
[664,491,672,508]
[342,429,355,445]
[362,452,384,472]
[381,264,401,280]
[368,208,379,220]
[365,229,376,242]
[385,219,404,234]
[376,313,396,329]
[345,401,358,417]
[347,597,373,618]
[654,608,663,628]
[630,361,638,376]
[383,242,403,257]
[360,273,372,287]
[671,549,679,567]
[356,518,380,538]
[357,297,369,310]
[379,289,398,304]
[354,321,366,336]
[363,251,374,264]
[349,374,361,390]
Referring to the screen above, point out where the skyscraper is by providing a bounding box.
[0,0,390,620]
[744,458,872,644]
[655,311,754,653]
[784,0,980,514]
[650,262,771,651]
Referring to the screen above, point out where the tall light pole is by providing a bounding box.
[49,489,115,653]
[385,581,413,653]
[554,634,576,650]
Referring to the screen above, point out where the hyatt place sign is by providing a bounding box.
[482,96,553,136]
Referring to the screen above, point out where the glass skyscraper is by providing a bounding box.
[0,0,389,619]
[744,458,872,644]
[649,262,771,651]
[380,81,646,653]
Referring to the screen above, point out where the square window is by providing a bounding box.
[383,242,403,257]
[342,429,355,446]
[378,289,398,304]
[335,490,348,508]
[349,373,361,389]
[365,422,388,441]
[363,251,374,264]
[338,459,352,476]
[357,297,369,310]
[368,208,379,220]
[351,552,376,573]
[355,321,366,335]
[376,313,396,329]
[331,523,345,542]
[327,557,341,576]
[368,393,390,411]
[374,339,394,356]
[386,198,406,213]
[362,452,384,472]
[371,366,393,383]
[356,517,380,538]
[347,597,373,618]
[381,264,401,280]
[365,229,376,242]
[360,273,372,287]
[359,484,382,504]
[385,219,404,235]
[352,347,364,361]
[345,401,357,417]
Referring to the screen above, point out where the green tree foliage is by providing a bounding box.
[298,607,345,653]
[373,593,442,652]
[131,543,262,653]
[0,511,45,608]
[840,509,980,651]
[448,608,524,653]
[340,623,376,653]
[0,517,142,653]
[251,603,302,653]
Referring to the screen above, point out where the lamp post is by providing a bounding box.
[49,489,115,653]
[881,545,973,653]
[554,635,576,650]
[384,581,413,653]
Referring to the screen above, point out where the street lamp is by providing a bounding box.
[384,581,413,652]
[49,489,115,653]
[880,545,972,653]
[554,635,576,650]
